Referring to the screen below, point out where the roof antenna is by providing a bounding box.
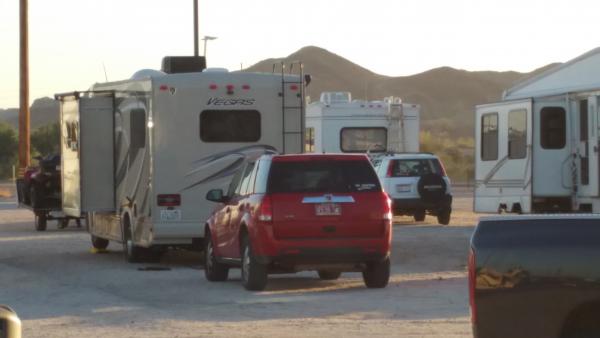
[102,62,108,82]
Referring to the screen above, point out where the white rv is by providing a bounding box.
[475,48,600,213]
[56,58,306,262]
[305,92,420,154]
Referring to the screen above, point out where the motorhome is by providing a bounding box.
[475,47,600,213]
[305,92,419,154]
[56,57,306,261]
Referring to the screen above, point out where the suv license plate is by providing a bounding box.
[160,209,181,221]
[396,184,411,193]
[315,203,341,216]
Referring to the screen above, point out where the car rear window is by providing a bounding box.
[267,160,381,193]
[388,159,443,177]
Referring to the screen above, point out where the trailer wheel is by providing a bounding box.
[34,212,47,232]
[91,235,109,250]
[58,219,69,229]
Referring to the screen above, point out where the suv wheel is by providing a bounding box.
[413,209,426,222]
[362,257,390,288]
[318,270,342,280]
[241,235,267,291]
[204,231,229,282]
[437,208,451,225]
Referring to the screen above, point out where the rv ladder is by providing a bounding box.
[274,61,305,154]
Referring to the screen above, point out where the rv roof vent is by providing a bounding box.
[161,56,207,74]
[202,68,229,73]
[131,69,166,80]
[320,92,352,105]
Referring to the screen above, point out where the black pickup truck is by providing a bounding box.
[469,215,600,338]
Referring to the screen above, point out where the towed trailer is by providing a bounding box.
[15,155,83,231]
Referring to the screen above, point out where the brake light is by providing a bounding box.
[468,248,477,324]
[290,84,299,91]
[157,194,181,207]
[226,84,235,95]
[382,192,392,220]
[257,195,273,222]
[437,159,447,176]
[242,84,251,90]
[209,83,218,90]
[386,161,394,177]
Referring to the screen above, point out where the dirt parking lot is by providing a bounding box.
[0,184,478,337]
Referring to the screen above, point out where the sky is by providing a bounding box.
[1,0,600,109]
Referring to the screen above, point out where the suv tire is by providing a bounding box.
[241,235,268,291]
[363,257,390,288]
[204,231,229,282]
[318,270,342,280]
[437,208,451,225]
[413,209,426,222]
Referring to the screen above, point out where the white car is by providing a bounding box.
[373,153,452,225]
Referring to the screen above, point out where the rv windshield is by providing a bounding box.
[340,127,387,153]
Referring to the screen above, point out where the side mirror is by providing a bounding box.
[206,189,226,203]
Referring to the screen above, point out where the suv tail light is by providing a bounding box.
[437,159,447,177]
[257,195,273,222]
[157,194,181,207]
[382,192,392,221]
[468,248,477,324]
[386,161,394,177]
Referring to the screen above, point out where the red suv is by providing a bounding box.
[203,154,392,291]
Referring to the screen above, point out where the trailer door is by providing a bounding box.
[578,96,600,197]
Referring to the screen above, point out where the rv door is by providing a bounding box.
[475,99,532,213]
[578,96,600,197]
[59,93,115,217]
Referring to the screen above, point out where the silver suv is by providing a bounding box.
[373,153,452,225]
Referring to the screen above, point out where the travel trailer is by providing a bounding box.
[475,48,600,213]
[56,57,306,261]
[305,92,420,154]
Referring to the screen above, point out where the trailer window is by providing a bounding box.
[481,113,498,161]
[305,127,315,152]
[200,110,260,142]
[340,127,387,153]
[130,109,146,150]
[541,107,566,149]
[508,109,527,159]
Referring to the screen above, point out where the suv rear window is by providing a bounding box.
[388,159,444,177]
[267,160,381,193]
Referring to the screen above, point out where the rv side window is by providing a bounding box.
[481,113,498,161]
[541,107,566,149]
[340,127,387,153]
[130,109,146,150]
[305,127,315,152]
[508,109,527,159]
[200,110,261,142]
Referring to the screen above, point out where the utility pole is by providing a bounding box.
[193,0,199,56]
[19,0,30,173]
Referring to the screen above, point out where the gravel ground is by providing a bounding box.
[0,184,478,337]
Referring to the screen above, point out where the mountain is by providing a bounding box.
[0,97,59,130]
[246,46,559,137]
[0,46,559,137]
